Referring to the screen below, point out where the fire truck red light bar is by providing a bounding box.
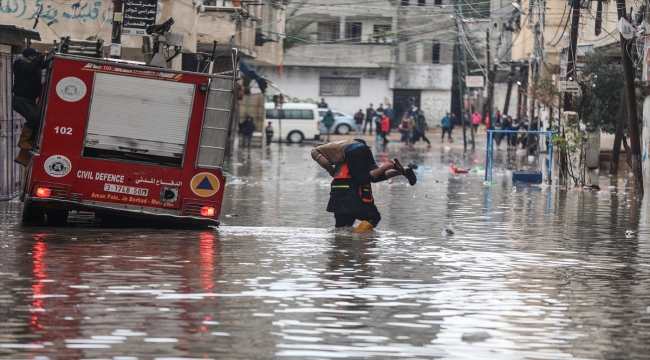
[200,206,215,217]
[36,187,51,198]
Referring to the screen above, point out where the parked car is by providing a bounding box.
[318,109,355,135]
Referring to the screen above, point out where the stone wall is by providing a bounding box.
[420,89,452,128]
[392,64,453,90]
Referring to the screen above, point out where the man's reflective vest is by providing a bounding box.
[331,163,373,203]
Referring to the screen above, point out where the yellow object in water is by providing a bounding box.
[353,220,374,233]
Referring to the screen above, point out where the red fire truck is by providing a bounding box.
[20,49,238,228]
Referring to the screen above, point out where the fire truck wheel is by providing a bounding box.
[44,210,69,226]
[288,131,304,143]
[21,204,45,225]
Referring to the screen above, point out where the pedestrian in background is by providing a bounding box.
[493,119,503,149]
[491,109,501,129]
[322,110,335,142]
[517,122,528,149]
[380,114,390,146]
[375,104,385,141]
[413,110,431,148]
[376,103,385,117]
[364,104,376,135]
[472,110,481,133]
[502,115,513,148]
[265,121,274,146]
[441,112,453,143]
[384,104,396,127]
[353,109,364,137]
[406,103,419,119]
[401,114,414,146]
[241,115,256,148]
[318,98,329,108]
[509,121,519,150]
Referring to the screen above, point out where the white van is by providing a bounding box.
[264,103,320,143]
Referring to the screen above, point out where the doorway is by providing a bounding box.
[392,89,421,128]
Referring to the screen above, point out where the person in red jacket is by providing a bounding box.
[380,114,390,146]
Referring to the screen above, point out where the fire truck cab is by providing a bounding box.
[21,50,238,227]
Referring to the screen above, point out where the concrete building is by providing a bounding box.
[261,0,456,127]
[0,0,284,69]
[508,0,623,122]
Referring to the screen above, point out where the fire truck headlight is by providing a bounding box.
[200,206,215,217]
[36,187,51,198]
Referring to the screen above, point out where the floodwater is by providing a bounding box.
[1,140,649,359]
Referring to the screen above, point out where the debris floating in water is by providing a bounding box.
[226,214,238,218]
[449,164,468,174]
[442,223,455,236]
[625,230,636,238]
[461,331,492,343]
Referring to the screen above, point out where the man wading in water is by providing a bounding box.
[312,139,417,233]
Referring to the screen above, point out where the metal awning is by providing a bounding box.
[0,24,41,46]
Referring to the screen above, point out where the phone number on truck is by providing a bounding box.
[103,184,149,197]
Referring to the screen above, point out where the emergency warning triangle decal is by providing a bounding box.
[196,177,214,190]
[190,173,220,197]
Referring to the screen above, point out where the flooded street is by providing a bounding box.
[1,141,649,359]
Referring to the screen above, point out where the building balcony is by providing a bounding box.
[197,2,284,67]
[283,43,395,68]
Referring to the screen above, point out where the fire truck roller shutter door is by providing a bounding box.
[85,73,195,159]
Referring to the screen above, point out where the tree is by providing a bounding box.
[573,49,643,175]
[282,0,315,52]
[573,49,624,134]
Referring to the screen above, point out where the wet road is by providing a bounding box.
[1,140,649,359]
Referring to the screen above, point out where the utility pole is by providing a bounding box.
[615,0,643,194]
[483,29,496,131]
[453,0,467,150]
[110,0,123,59]
[462,30,474,149]
[503,63,516,115]
[563,0,580,111]
[453,0,474,149]
[455,40,467,150]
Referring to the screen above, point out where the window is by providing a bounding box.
[418,0,426,5]
[317,22,340,42]
[320,78,361,96]
[401,0,409,5]
[434,0,442,5]
[432,41,440,63]
[373,24,391,34]
[266,109,314,119]
[345,22,362,42]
